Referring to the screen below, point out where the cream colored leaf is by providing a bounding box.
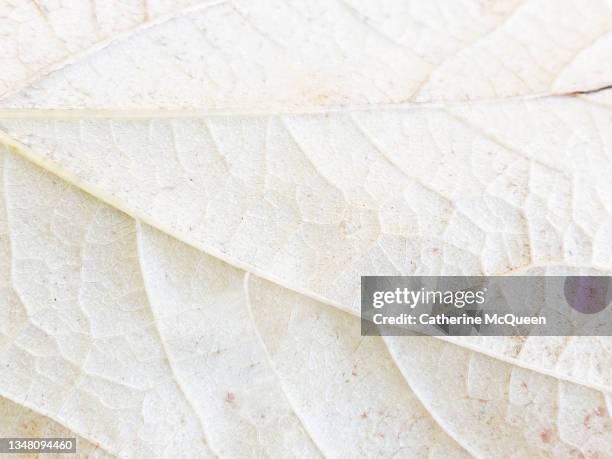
[0,92,610,310]
[4,0,612,109]
[0,148,467,457]
[136,224,322,458]
[246,274,469,458]
[246,276,612,458]
[0,0,217,98]
[1,1,612,457]
[1,89,611,398]
[385,336,612,458]
[0,150,214,458]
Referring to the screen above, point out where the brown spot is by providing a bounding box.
[569,449,585,459]
[584,406,607,428]
[360,412,368,419]
[539,429,553,443]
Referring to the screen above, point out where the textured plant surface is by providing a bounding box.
[0,1,612,458]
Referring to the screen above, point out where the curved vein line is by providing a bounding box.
[134,223,219,459]
[409,0,529,99]
[0,165,120,455]
[0,0,229,102]
[1,153,34,320]
[243,272,330,459]
[382,337,481,459]
[1,130,611,397]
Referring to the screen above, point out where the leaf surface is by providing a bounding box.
[0,150,469,457]
[1,93,610,312]
[1,146,611,457]
[0,0,216,98]
[5,0,612,109]
[1,1,612,457]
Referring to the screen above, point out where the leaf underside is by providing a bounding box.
[0,1,611,458]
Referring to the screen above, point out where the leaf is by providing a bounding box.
[0,151,214,458]
[4,0,612,109]
[137,224,323,458]
[246,274,469,458]
[1,93,611,313]
[385,336,612,458]
[1,1,612,457]
[2,145,612,457]
[0,0,216,98]
[0,150,468,457]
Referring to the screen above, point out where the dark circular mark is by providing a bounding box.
[564,277,612,314]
